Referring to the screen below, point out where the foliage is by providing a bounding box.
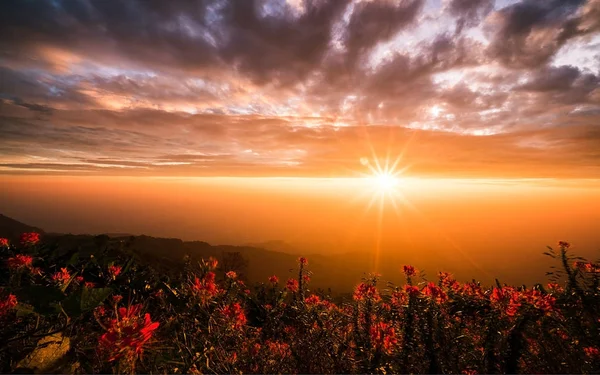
[0,234,598,374]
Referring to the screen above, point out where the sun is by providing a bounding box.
[370,170,400,191]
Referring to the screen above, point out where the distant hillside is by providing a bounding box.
[0,214,369,292]
[244,240,301,254]
[101,232,135,238]
[0,213,45,242]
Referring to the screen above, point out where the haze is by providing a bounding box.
[2,175,599,287]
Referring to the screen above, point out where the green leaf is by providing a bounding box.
[14,286,65,316]
[80,287,112,313]
[62,292,82,317]
[122,257,135,274]
[15,303,36,317]
[67,252,80,266]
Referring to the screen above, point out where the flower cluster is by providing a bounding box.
[0,238,9,248]
[266,341,291,358]
[207,257,218,270]
[584,347,600,358]
[52,267,71,284]
[403,265,416,277]
[574,261,600,273]
[192,271,220,303]
[6,254,33,270]
[353,282,381,302]
[422,282,448,303]
[286,278,299,293]
[221,302,247,330]
[1,234,599,374]
[0,293,17,318]
[20,232,40,246]
[404,284,420,297]
[98,304,159,362]
[108,265,122,278]
[490,286,556,316]
[370,321,398,354]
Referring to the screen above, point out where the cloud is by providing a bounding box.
[484,0,597,69]
[0,0,599,177]
[447,0,494,34]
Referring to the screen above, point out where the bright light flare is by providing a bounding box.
[370,171,400,192]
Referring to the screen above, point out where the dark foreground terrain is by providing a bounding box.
[0,215,599,374]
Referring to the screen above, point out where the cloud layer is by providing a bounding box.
[1,0,599,177]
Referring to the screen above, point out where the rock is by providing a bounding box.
[16,333,71,373]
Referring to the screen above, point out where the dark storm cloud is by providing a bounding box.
[448,0,494,34]
[345,0,424,64]
[517,66,600,106]
[485,0,597,69]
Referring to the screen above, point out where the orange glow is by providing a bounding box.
[2,174,599,290]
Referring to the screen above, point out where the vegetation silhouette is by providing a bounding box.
[0,215,599,374]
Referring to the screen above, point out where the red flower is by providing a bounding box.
[250,343,261,356]
[403,265,416,277]
[391,290,407,306]
[353,282,381,302]
[226,271,237,279]
[506,294,522,316]
[302,275,311,283]
[207,257,218,270]
[370,321,398,354]
[192,272,220,303]
[266,341,291,358]
[113,295,123,304]
[547,282,562,290]
[205,271,216,282]
[490,287,506,303]
[574,261,600,273]
[298,257,308,266]
[221,302,247,330]
[423,282,448,303]
[52,268,71,284]
[404,285,420,297]
[305,294,321,306]
[108,265,122,278]
[76,276,85,283]
[584,347,600,358]
[6,254,33,270]
[438,271,454,287]
[268,275,279,284]
[0,293,17,318]
[0,238,9,247]
[286,278,299,292]
[523,289,556,314]
[20,232,40,246]
[95,305,107,316]
[85,282,97,288]
[558,241,570,249]
[98,304,159,362]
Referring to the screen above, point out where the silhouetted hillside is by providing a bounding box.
[0,214,45,242]
[0,215,381,291]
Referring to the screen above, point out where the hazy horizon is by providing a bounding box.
[2,175,599,287]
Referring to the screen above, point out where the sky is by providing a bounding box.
[0,0,599,177]
[1,0,600,285]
